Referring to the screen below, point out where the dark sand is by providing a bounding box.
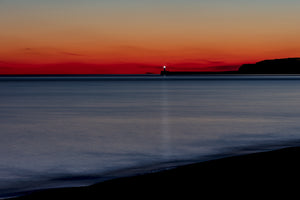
[9,147,300,199]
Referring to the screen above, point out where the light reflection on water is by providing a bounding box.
[161,80,171,159]
[1,76,300,197]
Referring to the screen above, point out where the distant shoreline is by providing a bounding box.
[1,57,300,76]
[2,73,300,77]
[161,58,300,75]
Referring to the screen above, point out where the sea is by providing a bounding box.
[1,75,300,198]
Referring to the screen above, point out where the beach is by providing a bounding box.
[9,146,300,199]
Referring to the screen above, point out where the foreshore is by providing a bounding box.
[7,146,300,199]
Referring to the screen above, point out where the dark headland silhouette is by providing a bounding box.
[239,58,300,74]
[161,58,300,75]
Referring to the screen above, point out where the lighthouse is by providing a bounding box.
[161,66,167,75]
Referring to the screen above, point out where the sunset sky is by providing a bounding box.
[1,0,300,74]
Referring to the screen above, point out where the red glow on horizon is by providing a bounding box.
[0,62,241,75]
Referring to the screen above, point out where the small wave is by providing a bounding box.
[3,139,300,199]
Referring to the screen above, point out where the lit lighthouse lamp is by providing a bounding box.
[161,66,167,76]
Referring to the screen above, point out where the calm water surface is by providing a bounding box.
[1,75,300,197]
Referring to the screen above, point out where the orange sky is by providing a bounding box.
[1,1,300,74]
